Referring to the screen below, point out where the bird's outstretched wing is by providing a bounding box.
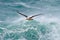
[30,13,43,18]
[17,11,28,17]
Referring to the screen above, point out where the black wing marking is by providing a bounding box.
[17,11,28,17]
[30,13,43,18]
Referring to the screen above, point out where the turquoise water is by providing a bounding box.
[0,0,60,40]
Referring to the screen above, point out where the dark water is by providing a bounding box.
[0,0,60,40]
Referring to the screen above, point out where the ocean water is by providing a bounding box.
[0,0,60,40]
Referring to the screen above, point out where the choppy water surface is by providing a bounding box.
[0,0,60,40]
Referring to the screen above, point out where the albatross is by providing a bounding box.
[17,11,43,20]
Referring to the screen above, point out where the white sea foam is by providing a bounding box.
[0,21,3,23]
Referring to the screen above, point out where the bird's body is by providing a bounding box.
[26,17,33,20]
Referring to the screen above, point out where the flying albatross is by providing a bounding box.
[17,11,43,20]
